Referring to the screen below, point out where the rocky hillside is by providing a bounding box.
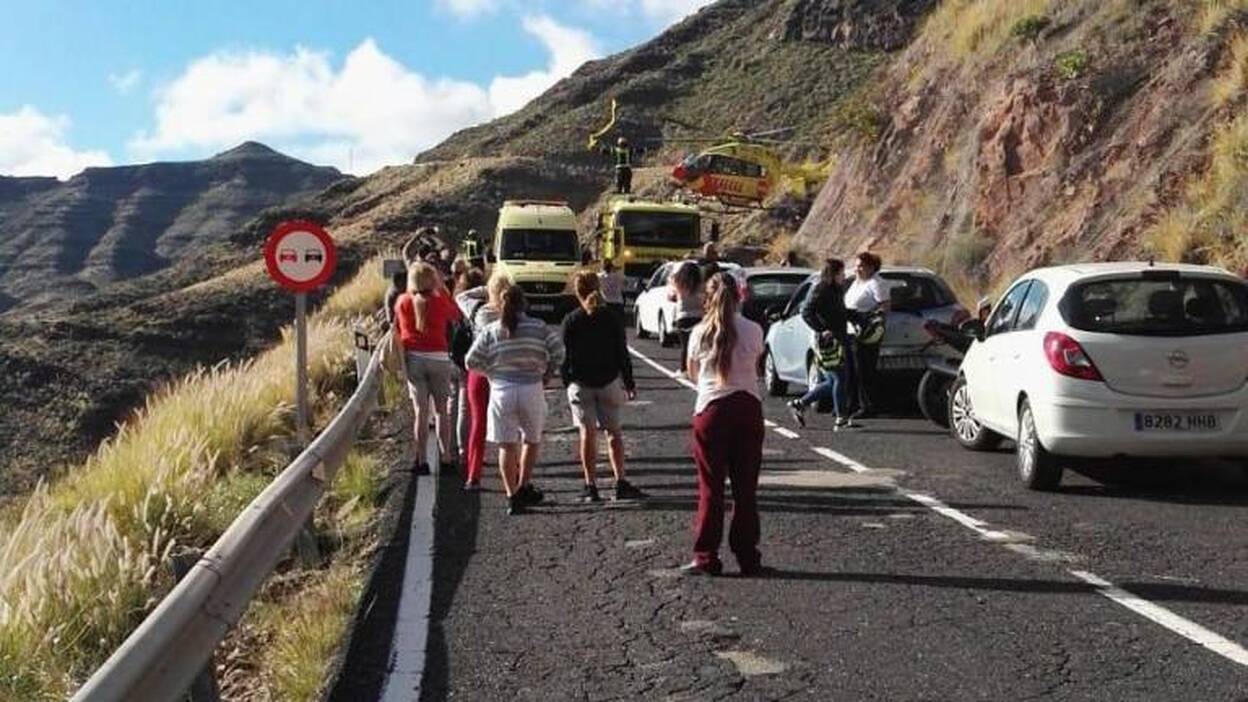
[0,142,342,313]
[421,0,930,163]
[794,0,1248,292]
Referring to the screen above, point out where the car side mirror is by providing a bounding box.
[960,319,986,341]
[485,251,497,264]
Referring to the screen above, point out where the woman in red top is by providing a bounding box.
[394,262,463,474]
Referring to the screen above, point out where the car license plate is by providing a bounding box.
[878,356,925,370]
[530,303,555,312]
[1133,412,1220,432]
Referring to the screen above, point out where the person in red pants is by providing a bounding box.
[454,269,498,491]
[683,272,767,576]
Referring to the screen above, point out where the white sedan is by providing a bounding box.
[952,262,1248,490]
[634,260,740,347]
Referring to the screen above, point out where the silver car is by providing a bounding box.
[763,266,968,395]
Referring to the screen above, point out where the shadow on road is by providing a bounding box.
[751,570,1248,606]
[1062,460,1248,505]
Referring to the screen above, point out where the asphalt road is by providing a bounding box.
[415,329,1248,701]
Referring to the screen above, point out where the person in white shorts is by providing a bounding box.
[465,278,565,515]
[561,272,647,503]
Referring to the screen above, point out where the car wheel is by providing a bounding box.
[1017,399,1063,491]
[917,370,952,429]
[657,313,673,348]
[764,349,788,397]
[635,307,650,339]
[948,376,1000,451]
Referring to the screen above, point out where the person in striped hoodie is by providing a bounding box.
[465,277,565,515]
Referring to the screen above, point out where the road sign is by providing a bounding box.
[264,220,337,293]
[263,220,337,446]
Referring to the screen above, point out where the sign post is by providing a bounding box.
[264,220,337,447]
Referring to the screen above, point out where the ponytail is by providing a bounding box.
[573,271,604,314]
[500,283,525,335]
[697,273,741,381]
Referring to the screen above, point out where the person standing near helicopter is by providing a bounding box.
[613,136,632,194]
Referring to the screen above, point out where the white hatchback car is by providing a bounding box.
[952,262,1248,490]
[634,260,740,346]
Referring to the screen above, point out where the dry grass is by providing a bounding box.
[1147,113,1248,271]
[1199,0,1248,34]
[0,257,388,700]
[1213,32,1248,106]
[923,0,1056,57]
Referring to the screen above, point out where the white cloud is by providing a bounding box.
[434,0,499,18]
[107,69,142,95]
[639,0,713,25]
[0,106,112,179]
[487,15,600,116]
[129,19,598,174]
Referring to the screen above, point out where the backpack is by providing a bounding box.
[449,300,485,371]
[815,336,845,372]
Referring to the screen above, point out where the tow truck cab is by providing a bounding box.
[596,197,702,297]
[491,200,582,321]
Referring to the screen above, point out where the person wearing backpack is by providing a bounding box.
[561,272,647,503]
[394,262,463,475]
[788,259,856,430]
[453,268,495,491]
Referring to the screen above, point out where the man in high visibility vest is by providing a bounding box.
[613,137,632,194]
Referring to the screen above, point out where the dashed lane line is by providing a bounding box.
[772,426,800,439]
[627,343,1248,671]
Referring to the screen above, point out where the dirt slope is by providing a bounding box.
[794,0,1248,292]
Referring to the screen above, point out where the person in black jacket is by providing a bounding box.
[788,259,857,430]
[561,271,648,502]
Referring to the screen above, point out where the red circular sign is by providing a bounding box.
[264,220,337,292]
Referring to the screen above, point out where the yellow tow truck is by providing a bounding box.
[595,196,703,297]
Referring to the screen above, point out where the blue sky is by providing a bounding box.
[0,0,710,178]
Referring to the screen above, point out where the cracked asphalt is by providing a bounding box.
[415,331,1248,701]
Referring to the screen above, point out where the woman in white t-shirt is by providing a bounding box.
[682,272,767,577]
[842,252,890,417]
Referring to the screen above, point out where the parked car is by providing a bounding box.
[763,266,968,395]
[634,260,740,346]
[952,262,1248,491]
[739,267,815,334]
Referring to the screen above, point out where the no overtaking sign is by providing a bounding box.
[264,220,337,292]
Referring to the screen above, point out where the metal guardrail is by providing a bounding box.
[72,335,387,702]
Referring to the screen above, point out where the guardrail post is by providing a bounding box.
[171,551,221,702]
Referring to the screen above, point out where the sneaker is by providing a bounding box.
[834,417,860,431]
[613,479,648,501]
[787,400,806,428]
[580,483,602,503]
[678,560,722,577]
[507,494,527,515]
[462,480,481,492]
[517,483,544,506]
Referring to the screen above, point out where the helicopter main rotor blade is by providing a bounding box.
[744,126,797,139]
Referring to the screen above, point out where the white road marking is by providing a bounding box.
[629,347,697,389]
[379,429,441,701]
[763,419,778,428]
[627,342,1248,671]
[773,426,800,439]
[1070,570,1248,667]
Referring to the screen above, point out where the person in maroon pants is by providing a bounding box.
[683,272,768,576]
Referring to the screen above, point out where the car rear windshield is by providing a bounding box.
[499,229,579,261]
[1059,274,1248,336]
[747,274,806,300]
[876,273,957,312]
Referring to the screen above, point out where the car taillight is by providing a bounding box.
[949,307,970,327]
[1043,332,1103,381]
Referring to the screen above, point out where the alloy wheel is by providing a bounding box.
[951,384,981,443]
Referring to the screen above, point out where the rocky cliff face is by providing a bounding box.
[794,1,1248,291]
[0,142,342,313]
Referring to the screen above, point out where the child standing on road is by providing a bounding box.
[394,263,463,475]
[562,272,647,503]
[684,272,766,576]
[465,280,565,515]
[789,259,856,430]
[668,260,704,375]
